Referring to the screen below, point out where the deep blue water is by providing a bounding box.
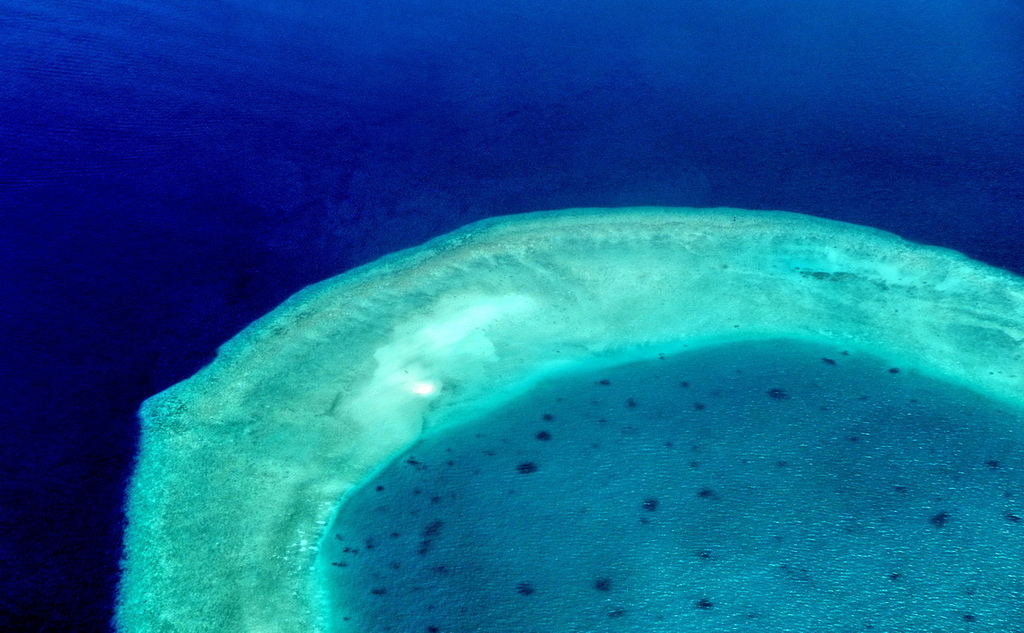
[2,0,1023,629]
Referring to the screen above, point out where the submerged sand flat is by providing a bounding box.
[117,207,1024,632]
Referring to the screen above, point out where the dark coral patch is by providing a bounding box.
[516,582,535,596]
[423,520,443,537]
[516,462,539,474]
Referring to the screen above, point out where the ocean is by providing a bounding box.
[2,0,1022,630]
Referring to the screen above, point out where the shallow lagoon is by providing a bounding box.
[325,339,1024,632]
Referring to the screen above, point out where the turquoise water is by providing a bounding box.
[322,339,1024,632]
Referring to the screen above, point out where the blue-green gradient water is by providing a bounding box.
[324,339,1024,632]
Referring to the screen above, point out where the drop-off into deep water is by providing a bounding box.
[324,339,1024,632]
[117,208,1024,633]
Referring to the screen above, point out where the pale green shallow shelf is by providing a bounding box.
[117,207,1024,632]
